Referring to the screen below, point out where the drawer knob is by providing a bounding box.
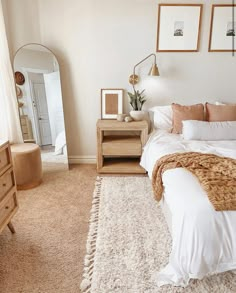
[3,183,6,187]
[5,206,9,210]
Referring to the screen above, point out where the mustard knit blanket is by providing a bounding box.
[152,152,236,211]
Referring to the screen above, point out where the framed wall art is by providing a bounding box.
[101,89,123,119]
[209,4,236,52]
[156,4,203,52]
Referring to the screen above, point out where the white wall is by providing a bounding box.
[2,0,236,161]
[2,0,41,55]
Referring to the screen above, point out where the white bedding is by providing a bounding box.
[54,131,67,155]
[140,129,236,287]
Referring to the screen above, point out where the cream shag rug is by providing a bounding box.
[81,177,236,293]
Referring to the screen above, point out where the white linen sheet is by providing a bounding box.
[140,129,236,287]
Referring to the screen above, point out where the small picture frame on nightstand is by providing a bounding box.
[101,88,123,119]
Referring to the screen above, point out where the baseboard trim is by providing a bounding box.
[68,156,96,164]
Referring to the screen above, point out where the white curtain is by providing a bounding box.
[0,1,23,143]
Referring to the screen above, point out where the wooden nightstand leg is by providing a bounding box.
[97,129,104,172]
[97,156,104,172]
[7,221,16,234]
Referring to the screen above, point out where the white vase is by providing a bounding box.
[129,111,147,121]
[129,110,150,132]
[129,110,148,121]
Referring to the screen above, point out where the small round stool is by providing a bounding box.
[11,143,42,190]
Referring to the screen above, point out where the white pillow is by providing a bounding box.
[182,120,236,140]
[149,105,173,131]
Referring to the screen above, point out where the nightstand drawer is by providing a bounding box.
[102,136,141,156]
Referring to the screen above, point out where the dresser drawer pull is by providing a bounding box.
[2,183,6,187]
[5,206,9,210]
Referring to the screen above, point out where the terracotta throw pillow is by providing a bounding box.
[171,103,204,134]
[206,103,236,122]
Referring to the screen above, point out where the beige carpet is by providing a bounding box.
[81,177,236,293]
[0,164,97,293]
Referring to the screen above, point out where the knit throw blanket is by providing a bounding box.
[152,152,236,211]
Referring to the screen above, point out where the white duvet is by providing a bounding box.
[140,129,236,287]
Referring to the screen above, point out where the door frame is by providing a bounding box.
[22,67,50,145]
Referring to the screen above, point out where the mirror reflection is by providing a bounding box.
[14,43,68,171]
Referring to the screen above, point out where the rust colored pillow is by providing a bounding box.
[206,103,236,122]
[171,103,204,134]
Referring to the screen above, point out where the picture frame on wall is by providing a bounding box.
[156,4,203,52]
[101,89,123,119]
[209,4,236,52]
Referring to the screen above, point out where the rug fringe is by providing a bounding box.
[80,176,102,293]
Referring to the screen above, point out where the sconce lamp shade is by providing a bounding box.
[129,53,160,86]
[149,63,160,76]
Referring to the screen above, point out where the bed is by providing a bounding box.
[140,128,236,287]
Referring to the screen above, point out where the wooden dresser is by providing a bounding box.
[20,115,33,141]
[0,140,18,234]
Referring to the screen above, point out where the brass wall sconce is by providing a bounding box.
[129,53,160,87]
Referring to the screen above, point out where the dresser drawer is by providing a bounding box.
[22,125,28,134]
[0,146,11,175]
[23,134,29,140]
[0,168,15,202]
[20,117,27,126]
[0,190,18,228]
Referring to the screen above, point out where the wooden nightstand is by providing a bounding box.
[96,119,148,174]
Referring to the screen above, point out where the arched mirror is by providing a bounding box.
[13,43,68,170]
